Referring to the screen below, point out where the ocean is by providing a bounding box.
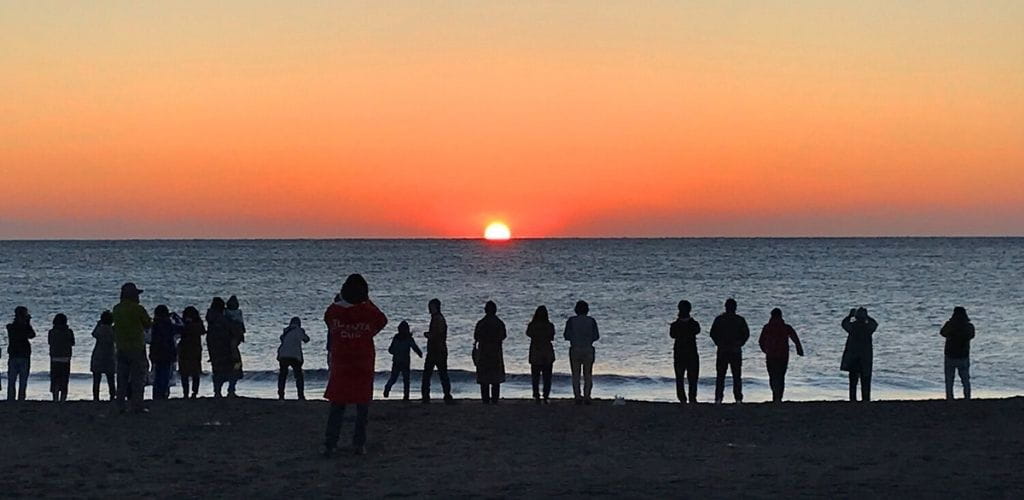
[0,238,1021,402]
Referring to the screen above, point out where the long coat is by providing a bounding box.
[526,320,555,366]
[90,323,116,374]
[840,317,878,375]
[178,320,205,377]
[206,310,239,378]
[324,300,388,404]
[474,314,507,384]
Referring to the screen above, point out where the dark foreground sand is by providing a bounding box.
[1,397,1022,498]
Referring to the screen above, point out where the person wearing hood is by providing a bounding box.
[758,308,805,403]
[383,321,423,401]
[841,307,879,402]
[90,310,117,401]
[474,301,507,404]
[149,305,179,400]
[669,300,701,404]
[207,297,239,398]
[6,306,36,401]
[48,313,75,402]
[277,316,310,400]
[178,306,205,399]
[940,306,975,400]
[710,298,750,404]
[564,300,600,405]
[323,274,388,457]
[526,306,556,403]
[113,282,153,413]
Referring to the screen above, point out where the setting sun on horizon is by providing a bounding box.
[484,222,512,241]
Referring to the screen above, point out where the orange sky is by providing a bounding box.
[1,2,1022,238]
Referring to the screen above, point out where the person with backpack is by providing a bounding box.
[940,307,975,400]
[383,321,422,401]
[113,282,153,413]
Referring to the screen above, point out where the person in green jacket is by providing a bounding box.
[112,282,152,413]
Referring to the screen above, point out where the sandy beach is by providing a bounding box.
[1,397,1021,498]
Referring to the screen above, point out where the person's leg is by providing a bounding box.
[6,359,16,401]
[960,359,971,400]
[582,347,595,401]
[181,373,190,399]
[49,361,58,401]
[569,347,583,401]
[278,360,289,399]
[730,353,743,403]
[480,384,490,403]
[673,357,687,403]
[848,372,859,401]
[227,377,237,397]
[93,373,102,401]
[213,374,224,398]
[861,374,871,402]
[116,354,130,410]
[437,354,453,399]
[60,362,70,401]
[401,367,410,400]
[324,403,346,452]
[687,357,700,404]
[715,351,727,403]
[190,376,200,398]
[295,360,305,400]
[107,372,116,400]
[491,384,500,403]
[421,357,435,401]
[944,357,955,400]
[531,364,542,400]
[353,403,369,451]
[383,363,400,398]
[542,364,553,400]
[130,353,146,411]
[155,363,170,400]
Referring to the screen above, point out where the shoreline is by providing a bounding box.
[2,397,1021,497]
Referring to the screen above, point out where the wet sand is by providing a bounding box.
[1,397,1021,498]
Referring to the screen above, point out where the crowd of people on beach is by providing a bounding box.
[3,275,977,455]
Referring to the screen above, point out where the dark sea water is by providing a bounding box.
[0,238,1021,402]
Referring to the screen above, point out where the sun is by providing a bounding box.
[484,222,512,241]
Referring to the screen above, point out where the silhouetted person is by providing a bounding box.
[113,282,152,413]
[323,274,388,457]
[48,313,75,402]
[758,308,804,403]
[384,321,422,401]
[710,298,750,404]
[841,307,878,402]
[526,306,556,403]
[207,297,238,398]
[565,300,600,405]
[149,305,178,400]
[474,301,507,404]
[277,317,309,400]
[225,295,246,384]
[90,310,116,401]
[178,306,205,399]
[421,298,454,403]
[941,306,974,400]
[6,306,35,401]
[670,300,701,404]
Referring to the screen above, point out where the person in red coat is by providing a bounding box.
[758,308,804,403]
[323,274,388,457]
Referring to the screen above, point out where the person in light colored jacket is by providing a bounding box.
[90,310,116,401]
[564,300,599,405]
[277,317,310,400]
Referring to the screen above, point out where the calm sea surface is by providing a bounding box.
[0,238,1021,402]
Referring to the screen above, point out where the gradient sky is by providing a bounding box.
[2,1,1022,238]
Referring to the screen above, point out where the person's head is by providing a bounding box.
[398,320,410,336]
[183,306,200,323]
[532,305,549,324]
[99,310,113,325]
[289,316,302,328]
[855,307,868,320]
[428,298,441,315]
[227,295,239,310]
[770,308,783,320]
[574,300,589,316]
[154,304,170,320]
[725,298,737,313]
[210,296,226,313]
[340,274,369,304]
[14,306,30,322]
[484,300,497,315]
[120,282,143,303]
[952,306,969,322]
[677,300,692,318]
[53,313,68,328]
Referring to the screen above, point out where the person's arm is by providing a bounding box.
[564,318,573,342]
[841,316,854,334]
[302,331,310,343]
[967,323,976,340]
[940,322,951,338]
[412,340,423,358]
[669,322,678,339]
[591,318,599,342]
[70,330,75,346]
[694,320,701,336]
[139,306,152,330]
[388,338,398,355]
[758,325,768,354]
[438,316,448,344]
[790,326,804,356]
[740,318,750,345]
[27,325,36,339]
[474,321,482,342]
[500,321,507,341]
[865,317,878,334]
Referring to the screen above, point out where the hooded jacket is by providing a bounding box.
[670,317,701,359]
[6,320,36,358]
[758,317,803,360]
[940,319,975,359]
[278,321,310,361]
[324,299,388,404]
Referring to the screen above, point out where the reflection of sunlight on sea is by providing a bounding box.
[1,238,1022,402]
